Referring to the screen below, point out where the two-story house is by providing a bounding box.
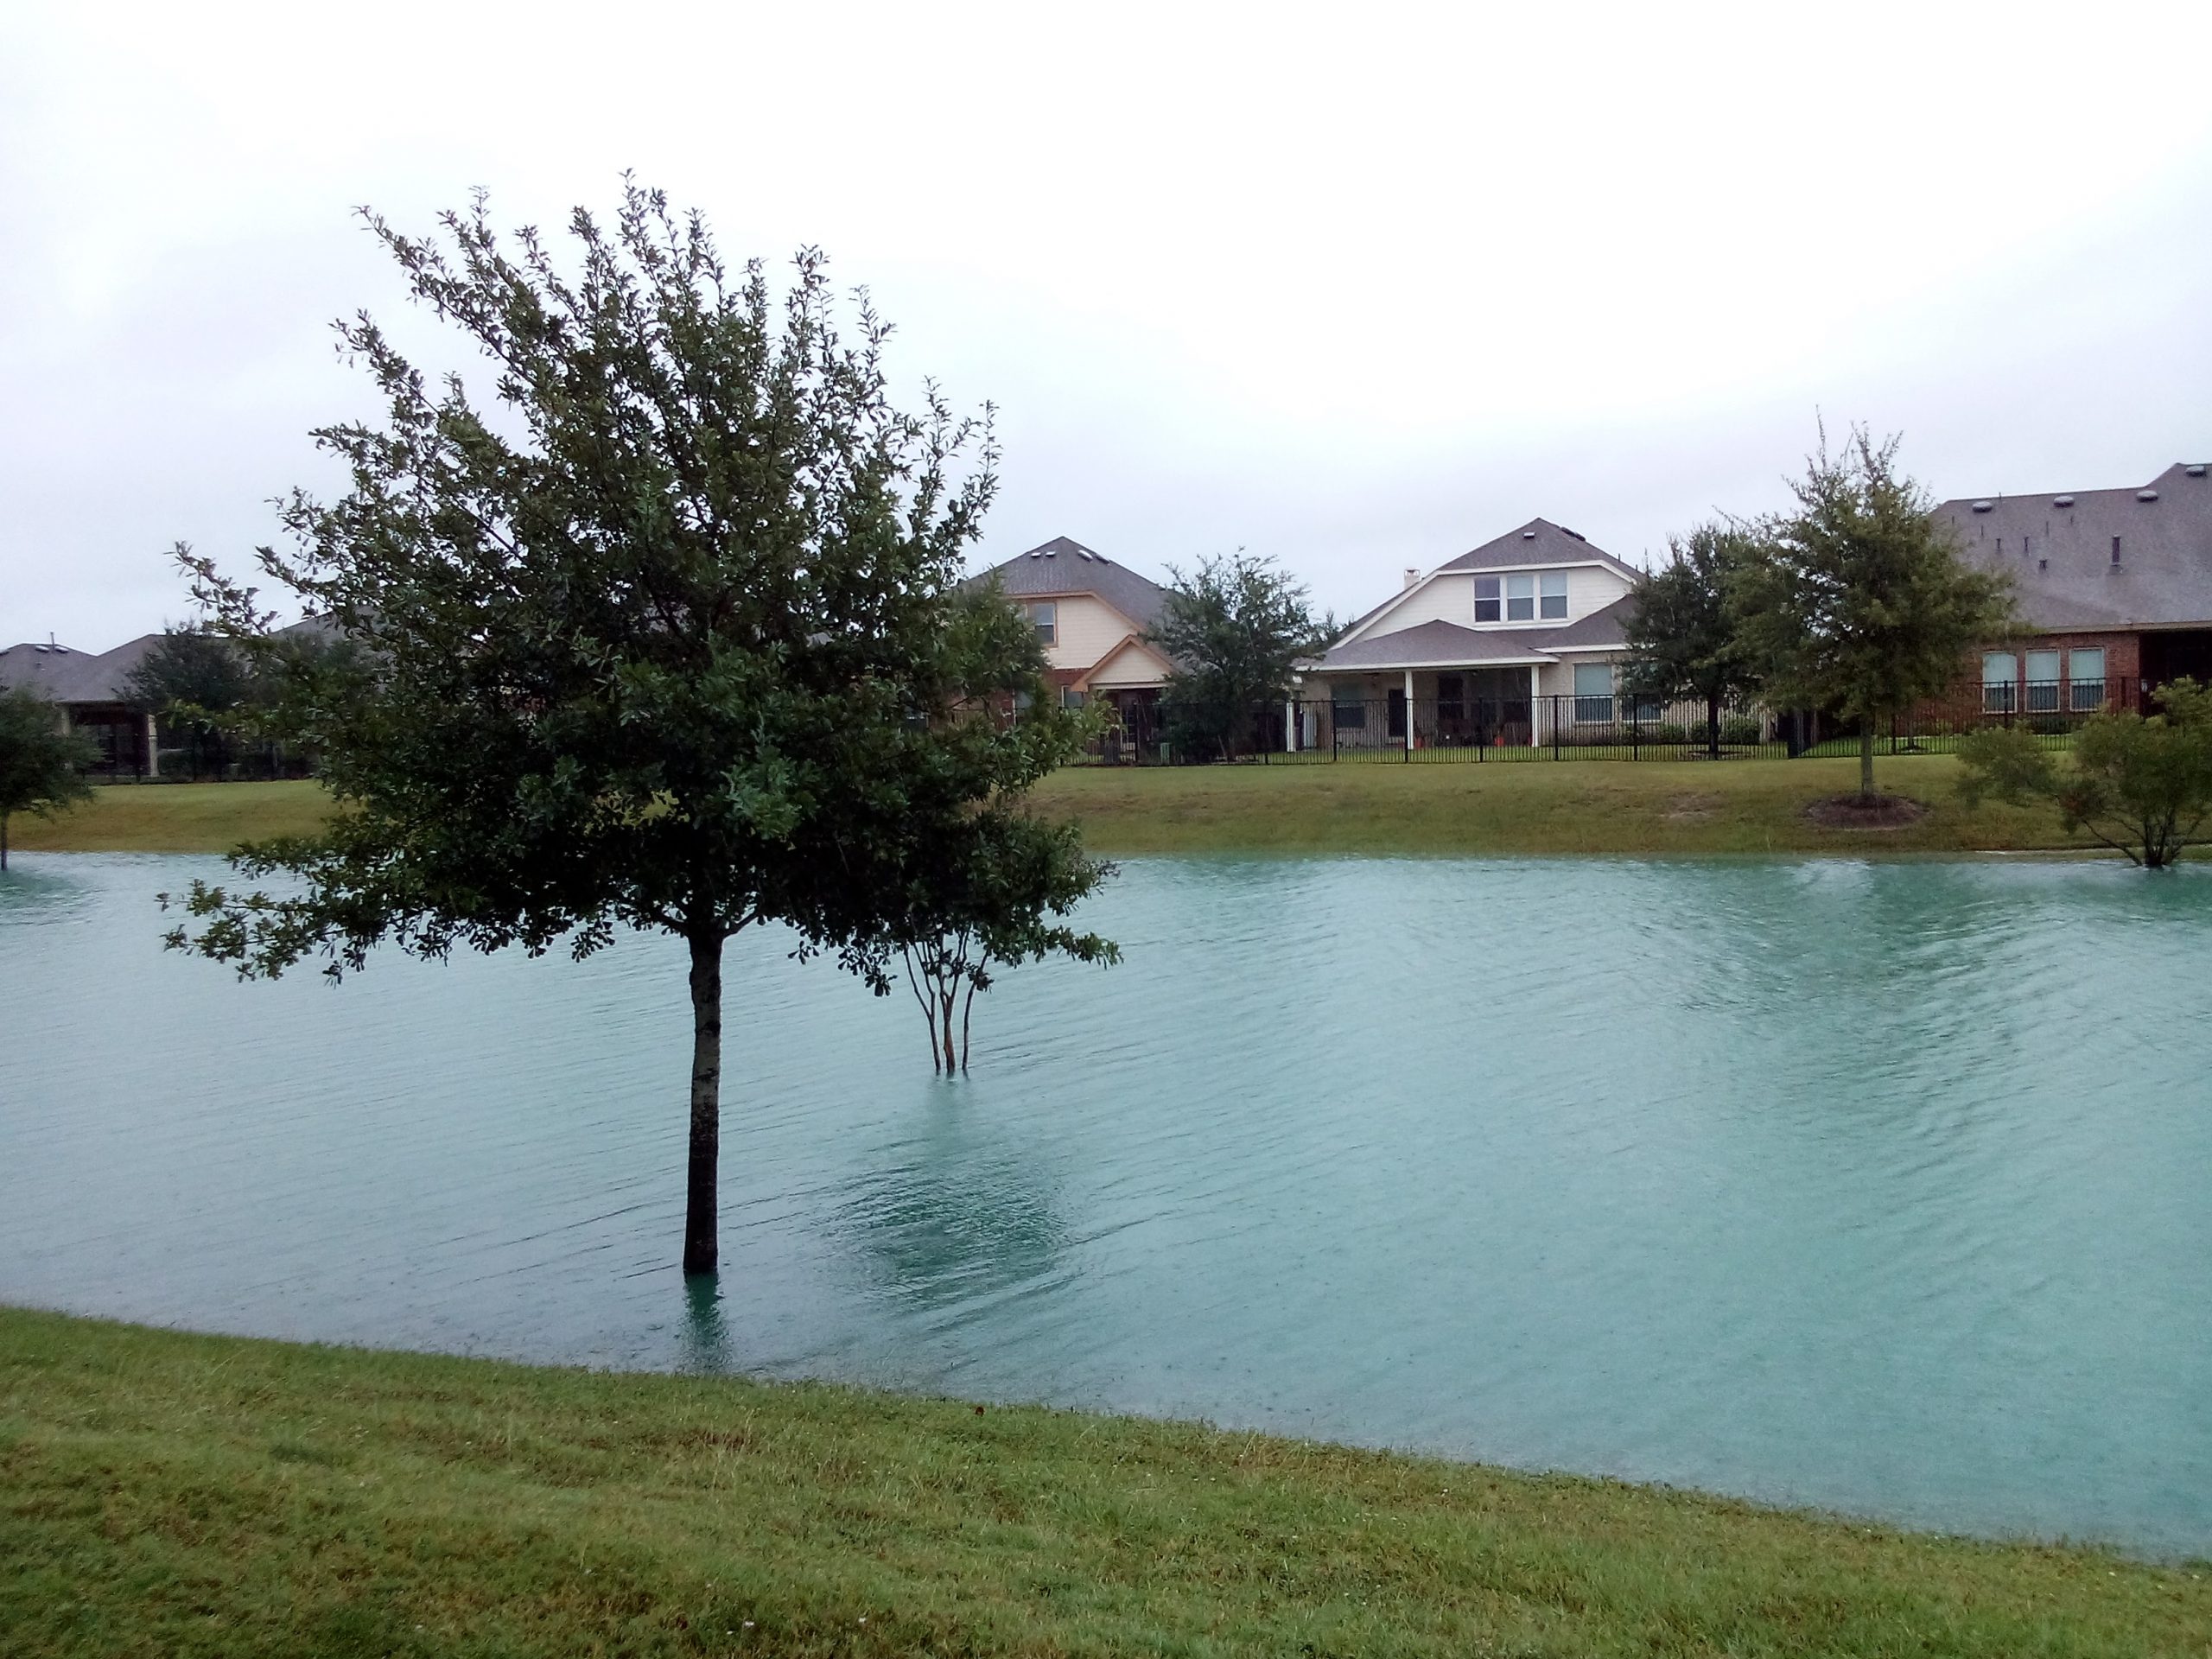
[966,536,1179,728]
[1304,519,1644,749]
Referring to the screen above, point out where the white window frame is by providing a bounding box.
[1473,575,1501,623]
[1573,662,1614,723]
[1982,651,2018,715]
[2024,650,2061,714]
[1539,571,1568,620]
[1027,601,1058,645]
[2069,647,2107,711]
[1505,573,1535,622]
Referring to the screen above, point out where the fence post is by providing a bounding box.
[1552,696,1561,761]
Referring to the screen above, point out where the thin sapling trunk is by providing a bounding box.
[684,928,724,1275]
[1859,724,1877,804]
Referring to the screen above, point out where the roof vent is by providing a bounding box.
[2189,464,2207,478]
[2052,495,2075,507]
[2139,489,2159,502]
[1561,527,1586,541]
[1522,530,1537,540]
[1971,500,1994,512]
[2038,558,2048,572]
[1402,568,1421,591]
[1076,550,1092,561]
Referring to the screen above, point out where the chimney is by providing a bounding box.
[1402,568,1420,591]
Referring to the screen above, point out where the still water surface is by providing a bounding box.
[3,853,2209,1554]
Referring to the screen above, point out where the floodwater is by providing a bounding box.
[3,852,2209,1555]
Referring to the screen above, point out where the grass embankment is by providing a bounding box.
[3,1308,2203,1656]
[12,760,2091,861]
[1033,753,2093,858]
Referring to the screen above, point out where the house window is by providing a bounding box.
[1332,685,1367,730]
[1473,576,1501,623]
[2111,536,2122,567]
[1505,574,1535,622]
[1573,662,1614,723]
[2069,646,2107,711]
[2024,650,2060,713]
[1061,685,1086,709]
[1540,572,1567,620]
[1027,601,1058,645]
[1982,651,2018,714]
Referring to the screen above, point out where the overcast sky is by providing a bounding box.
[5,1,2209,647]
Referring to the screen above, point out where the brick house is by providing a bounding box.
[1935,461,2212,715]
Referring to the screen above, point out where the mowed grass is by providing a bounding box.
[3,1308,2206,1657]
[11,759,2097,861]
[9,781,336,856]
[1031,753,2096,858]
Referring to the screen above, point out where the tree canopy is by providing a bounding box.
[164,182,1110,1275]
[1732,426,2013,801]
[1959,678,2212,868]
[124,626,254,779]
[0,686,94,870]
[1622,522,1764,754]
[1147,551,1329,760]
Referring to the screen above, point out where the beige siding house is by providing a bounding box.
[1304,519,1645,749]
[966,536,1178,718]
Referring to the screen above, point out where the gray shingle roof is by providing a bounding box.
[965,537,1171,634]
[0,633,162,705]
[1317,620,1567,671]
[1437,518,1644,582]
[1934,463,2212,632]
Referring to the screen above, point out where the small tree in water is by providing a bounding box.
[1733,426,2013,803]
[0,686,94,870]
[1959,678,2212,868]
[1622,522,1764,756]
[162,184,1107,1275]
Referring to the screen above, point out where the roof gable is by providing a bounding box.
[967,537,1172,634]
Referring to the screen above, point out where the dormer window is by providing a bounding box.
[1506,574,1535,622]
[1540,572,1567,620]
[1473,576,1501,622]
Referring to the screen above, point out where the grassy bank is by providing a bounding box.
[2,1307,2202,1656]
[1032,753,2096,858]
[10,758,2097,861]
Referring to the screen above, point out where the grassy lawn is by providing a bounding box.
[10,758,2097,862]
[1030,753,2094,858]
[2,1307,2204,1657]
[9,781,337,856]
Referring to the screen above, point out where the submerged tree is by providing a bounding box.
[1959,678,2212,868]
[1148,551,1329,760]
[163,183,1105,1276]
[0,686,94,870]
[1733,425,2013,803]
[1622,522,1763,755]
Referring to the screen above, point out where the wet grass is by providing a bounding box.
[10,759,2101,862]
[2,1306,2204,1656]
[1030,753,2099,858]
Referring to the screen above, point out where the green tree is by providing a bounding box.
[1147,551,1329,760]
[1621,522,1764,755]
[0,686,94,870]
[162,183,1103,1276]
[1958,678,2212,868]
[1733,426,2013,803]
[124,625,253,779]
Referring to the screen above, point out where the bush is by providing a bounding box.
[1720,716,1764,746]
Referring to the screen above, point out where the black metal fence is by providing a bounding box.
[1089,677,2149,765]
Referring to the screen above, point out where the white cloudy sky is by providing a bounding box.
[4,0,2209,645]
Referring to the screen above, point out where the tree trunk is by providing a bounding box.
[1858,724,1876,804]
[683,928,723,1275]
[2,812,9,871]
[1707,694,1721,758]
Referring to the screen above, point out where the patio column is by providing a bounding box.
[1529,664,1541,748]
[143,709,159,779]
[1402,670,1414,753]
[1283,697,1296,753]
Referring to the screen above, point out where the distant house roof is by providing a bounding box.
[1934,462,2212,632]
[0,633,162,706]
[967,537,1172,635]
[1437,518,1644,582]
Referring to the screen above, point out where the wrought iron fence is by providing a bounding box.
[1086,677,2151,765]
